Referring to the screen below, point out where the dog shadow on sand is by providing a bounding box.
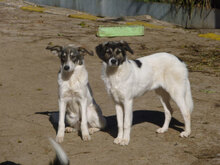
[35,111,60,133]
[35,110,184,138]
[105,110,184,138]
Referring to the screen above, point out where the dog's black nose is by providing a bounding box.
[64,65,70,71]
[111,59,117,64]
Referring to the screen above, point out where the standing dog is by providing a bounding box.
[46,44,106,143]
[96,41,193,145]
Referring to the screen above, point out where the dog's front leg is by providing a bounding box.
[56,99,67,143]
[114,103,124,145]
[80,98,91,141]
[122,99,133,145]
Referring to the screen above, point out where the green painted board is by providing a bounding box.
[97,26,144,37]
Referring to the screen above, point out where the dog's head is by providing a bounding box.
[46,44,93,72]
[96,41,133,67]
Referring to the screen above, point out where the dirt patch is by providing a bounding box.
[0,0,219,165]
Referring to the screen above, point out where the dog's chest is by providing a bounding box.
[107,78,125,102]
[110,88,123,102]
[59,80,83,99]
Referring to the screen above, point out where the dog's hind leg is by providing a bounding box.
[65,111,80,133]
[87,105,101,135]
[175,96,191,137]
[155,88,173,134]
[169,87,191,137]
[87,104,106,134]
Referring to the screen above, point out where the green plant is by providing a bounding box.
[137,0,212,8]
[136,0,212,19]
[79,21,86,27]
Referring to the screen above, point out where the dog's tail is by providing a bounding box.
[185,79,193,114]
[49,138,69,165]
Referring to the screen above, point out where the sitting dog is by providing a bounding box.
[96,41,193,145]
[46,44,106,143]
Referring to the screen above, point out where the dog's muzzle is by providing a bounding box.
[109,58,118,66]
[64,65,70,71]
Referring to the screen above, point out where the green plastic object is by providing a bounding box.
[97,26,144,37]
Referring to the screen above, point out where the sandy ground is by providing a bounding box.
[0,0,220,165]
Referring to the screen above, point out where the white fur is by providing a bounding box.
[49,138,69,165]
[101,52,193,145]
[56,60,106,143]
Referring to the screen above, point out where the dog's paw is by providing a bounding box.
[65,127,76,133]
[56,136,64,143]
[180,131,190,138]
[82,134,91,141]
[113,137,123,145]
[156,127,168,134]
[120,139,129,146]
[89,128,100,135]
[114,138,129,145]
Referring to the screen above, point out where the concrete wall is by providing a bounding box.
[27,0,220,29]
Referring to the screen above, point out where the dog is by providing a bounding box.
[96,41,193,145]
[46,44,106,143]
[49,138,69,165]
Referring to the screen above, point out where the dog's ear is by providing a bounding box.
[95,44,106,61]
[120,40,134,54]
[78,47,94,56]
[46,45,63,57]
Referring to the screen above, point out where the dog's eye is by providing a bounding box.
[106,49,111,53]
[71,55,76,60]
[61,53,67,58]
[61,54,66,60]
[116,49,122,54]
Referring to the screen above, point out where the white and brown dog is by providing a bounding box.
[96,41,193,145]
[46,44,106,143]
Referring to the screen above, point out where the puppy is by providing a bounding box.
[46,44,106,143]
[96,41,193,145]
